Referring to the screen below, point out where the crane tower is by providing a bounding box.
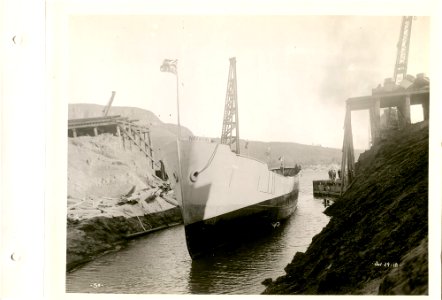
[393,16,413,84]
[220,57,240,154]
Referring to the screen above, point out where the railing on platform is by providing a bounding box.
[68,115,156,171]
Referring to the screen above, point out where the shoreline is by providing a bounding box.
[66,206,182,272]
[262,121,428,295]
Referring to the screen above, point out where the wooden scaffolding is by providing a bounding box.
[340,87,429,193]
[68,115,155,170]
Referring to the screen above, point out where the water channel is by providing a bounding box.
[66,167,331,294]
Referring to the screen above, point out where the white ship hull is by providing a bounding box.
[164,139,299,258]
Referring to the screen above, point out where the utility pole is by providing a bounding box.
[220,57,240,154]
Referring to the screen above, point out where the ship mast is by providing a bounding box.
[220,57,240,154]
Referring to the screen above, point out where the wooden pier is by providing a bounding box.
[340,80,429,193]
[313,180,342,197]
[68,115,156,170]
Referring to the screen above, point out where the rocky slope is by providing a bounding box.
[263,121,428,295]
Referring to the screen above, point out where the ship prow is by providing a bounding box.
[175,139,300,259]
[161,57,300,259]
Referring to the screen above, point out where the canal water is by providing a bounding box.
[66,167,331,294]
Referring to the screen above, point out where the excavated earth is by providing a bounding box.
[263,121,428,295]
[66,134,182,272]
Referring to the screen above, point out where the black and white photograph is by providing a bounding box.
[1,0,440,299]
[64,13,431,295]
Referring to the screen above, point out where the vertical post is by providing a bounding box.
[136,129,140,150]
[341,104,355,193]
[422,100,429,121]
[340,106,348,194]
[398,95,411,127]
[160,58,183,202]
[128,123,132,150]
[176,72,181,141]
[72,128,77,138]
[93,127,98,136]
[369,98,381,145]
[147,130,154,170]
[116,125,121,137]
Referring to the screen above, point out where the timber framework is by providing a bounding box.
[68,115,155,170]
[340,80,429,193]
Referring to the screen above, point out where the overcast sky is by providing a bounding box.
[68,15,430,149]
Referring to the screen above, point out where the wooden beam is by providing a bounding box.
[398,95,411,127]
[347,89,429,111]
[121,130,154,161]
[116,125,121,137]
[369,98,381,145]
[422,100,429,121]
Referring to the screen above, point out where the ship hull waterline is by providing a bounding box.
[184,189,298,259]
[163,139,300,259]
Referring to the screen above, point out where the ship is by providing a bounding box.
[162,57,300,259]
[176,139,300,258]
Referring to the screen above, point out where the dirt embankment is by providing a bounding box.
[67,134,182,272]
[263,121,428,295]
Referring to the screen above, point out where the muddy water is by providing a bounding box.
[66,168,331,294]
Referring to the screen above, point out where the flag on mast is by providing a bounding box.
[160,59,177,74]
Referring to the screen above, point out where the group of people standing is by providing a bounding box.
[328,168,341,181]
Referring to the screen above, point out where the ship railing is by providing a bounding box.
[188,136,216,143]
[236,154,269,166]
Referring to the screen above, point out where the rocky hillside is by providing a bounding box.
[263,121,428,295]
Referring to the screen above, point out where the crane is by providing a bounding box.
[220,57,240,154]
[393,16,413,84]
[102,91,116,116]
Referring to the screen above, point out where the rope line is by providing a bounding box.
[197,143,220,175]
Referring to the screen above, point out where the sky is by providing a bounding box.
[68,15,430,149]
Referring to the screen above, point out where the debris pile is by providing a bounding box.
[67,134,182,271]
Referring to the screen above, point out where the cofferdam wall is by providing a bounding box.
[263,121,428,295]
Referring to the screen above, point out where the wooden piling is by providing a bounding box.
[369,97,380,145]
[116,125,121,137]
[341,88,429,194]
[398,95,411,127]
[341,105,355,193]
[422,101,429,121]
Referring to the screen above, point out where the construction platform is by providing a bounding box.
[340,77,429,193]
[68,115,156,170]
[313,180,342,197]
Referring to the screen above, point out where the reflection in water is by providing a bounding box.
[66,168,331,294]
[188,220,292,294]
